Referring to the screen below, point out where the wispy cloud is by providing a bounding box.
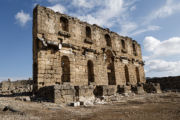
[74,0,129,27]
[15,10,31,27]
[48,4,66,13]
[130,25,160,36]
[119,22,138,36]
[46,0,138,28]
[121,0,180,36]
[144,0,180,24]
[72,0,96,8]
[46,0,163,36]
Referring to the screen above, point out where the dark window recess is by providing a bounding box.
[105,34,112,47]
[124,65,130,85]
[121,40,125,49]
[86,26,91,38]
[55,82,60,85]
[87,60,95,85]
[61,56,70,82]
[133,43,137,56]
[60,17,69,32]
[136,67,140,83]
[106,50,116,85]
[84,26,93,44]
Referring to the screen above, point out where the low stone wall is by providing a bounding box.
[94,85,117,97]
[54,84,75,104]
[131,84,145,94]
[36,83,165,104]
[143,83,161,93]
[146,76,180,91]
[0,80,33,96]
[36,84,95,104]
[34,77,180,104]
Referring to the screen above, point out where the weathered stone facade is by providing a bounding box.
[33,5,146,103]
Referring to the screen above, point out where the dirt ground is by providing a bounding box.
[0,92,180,120]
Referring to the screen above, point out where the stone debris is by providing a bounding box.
[15,96,31,102]
[3,106,24,115]
[70,102,80,107]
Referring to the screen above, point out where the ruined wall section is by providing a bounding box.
[0,80,33,95]
[147,76,180,91]
[33,5,145,91]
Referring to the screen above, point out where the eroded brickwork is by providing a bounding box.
[33,5,145,94]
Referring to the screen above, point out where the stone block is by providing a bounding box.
[70,102,80,107]
[131,84,145,94]
[94,85,116,96]
[143,83,162,93]
[117,85,131,94]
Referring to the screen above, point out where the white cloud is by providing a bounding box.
[130,5,136,11]
[144,0,180,24]
[15,10,31,26]
[144,36,180,57]
[144,36,161,52]
[46,0,141,35]
[143,36,180,77]
[44,0,180,37]
[119,22,138,36]
[77,0,127,27]
[142,56,150,61]
[47,0,61,3]
[72,0,95,8]
[145,59,180,77]
[48,4,66,13]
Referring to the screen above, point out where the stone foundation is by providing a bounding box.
[36,83,161,104]
[94,85,117,97]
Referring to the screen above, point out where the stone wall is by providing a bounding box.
[147,76,180,91]
[33,5,145,93]
[36,84,95,104]
[0,79,33,96]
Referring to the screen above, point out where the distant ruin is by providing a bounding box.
[147,76,180,92]
[0,79,33,96]
[32,5,146,104]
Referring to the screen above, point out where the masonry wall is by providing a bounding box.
[33,5,145,91]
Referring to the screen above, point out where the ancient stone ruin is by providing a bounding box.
[0,79,33,96]
[32,5,146,104]
[147,76,180,92]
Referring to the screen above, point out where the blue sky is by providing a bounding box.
[0,0,180,81]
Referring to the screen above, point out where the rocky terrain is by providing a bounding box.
[0,92,179,120]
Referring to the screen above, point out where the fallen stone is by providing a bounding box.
[70,102,80,107]
[3,106,24,115]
